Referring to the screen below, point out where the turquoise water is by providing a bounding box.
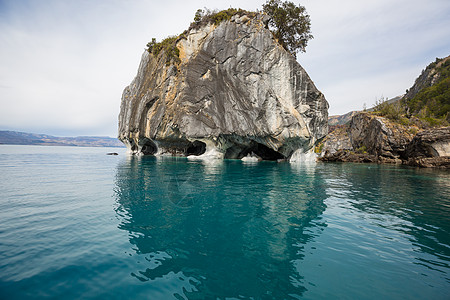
[0,145,449,299]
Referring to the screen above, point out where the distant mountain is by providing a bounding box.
[0,131,124,147]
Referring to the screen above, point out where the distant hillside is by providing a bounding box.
[0,131,124,147]
[366,95,403,112]
[368,55,449,127]
[404,55,450,120]
[328,96,404,128]
[319,55,450,168]
[328,111,359,126]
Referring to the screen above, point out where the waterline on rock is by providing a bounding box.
[289,148,317,163]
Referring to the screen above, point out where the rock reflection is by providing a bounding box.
[114,158,327,299]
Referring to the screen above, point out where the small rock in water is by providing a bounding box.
[241,153,261,162]
[107,152,118,155]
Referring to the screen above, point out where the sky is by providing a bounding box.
[0,0,449,137]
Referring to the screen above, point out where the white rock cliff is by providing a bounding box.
[118,13,329,160]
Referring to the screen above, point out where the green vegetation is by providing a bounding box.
[146,36,180,66]
[406,58,450,120]
[194,9,203,23]
[147,8,254,65]
[371,97,447,127]
[355,145,367,154]
[426,57,445,71]
[146,1,315,65]
[314,141,323,154]
[372,98,406,122]
[262,0,313,57]
[371,57,450,128]
[189,8,256,29]
[191,1,313,57]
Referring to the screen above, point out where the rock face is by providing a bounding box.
[405,127,450,168]
[321,113,414,163]
[404,56,449,101]
[348,113,413,163]
[118,13,328,160]
[321,126,352,155]
[319,112,450,168]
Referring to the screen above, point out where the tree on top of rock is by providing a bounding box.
[262,0,313,58]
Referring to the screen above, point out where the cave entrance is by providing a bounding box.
[248,143,285,161]
[186,140,206,156]
[225,141,285,161]
[140,139,158,155]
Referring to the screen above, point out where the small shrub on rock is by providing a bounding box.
[146,36,180,65]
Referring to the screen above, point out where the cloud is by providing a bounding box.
[0,0,449,135]
[300,0,450,114]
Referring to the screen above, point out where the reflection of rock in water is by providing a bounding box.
[114,157,327,298]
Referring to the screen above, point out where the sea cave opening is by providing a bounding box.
[225,141,285,161]
[186,140,207,156]
[140,139,158,155]
[248,142,285,161]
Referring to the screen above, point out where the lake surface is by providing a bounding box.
[0,145,449,299]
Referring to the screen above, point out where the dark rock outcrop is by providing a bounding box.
[321,113,413,164]
[319,149,377,163]
[405,156,450,168]
[118,13,328,160]
[348,113,413,162]
[321,126,352,155]
[405,127,450,168]
[405,127,450,157]
[319,113,450,168]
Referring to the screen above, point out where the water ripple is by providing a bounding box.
[0,147,449,299]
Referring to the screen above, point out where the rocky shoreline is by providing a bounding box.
[318,113,450,169]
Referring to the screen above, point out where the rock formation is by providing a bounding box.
[348,113,413,163]
[319,54,450,168]
[320,113,412,163]
[118,13,328,160]
[319,113,450,168]
[404,127,450,168]
[404,56,449,101]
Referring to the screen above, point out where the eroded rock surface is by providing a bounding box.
[321,126,352,156]
[118,14,328,160]
[319,113,450,168]
[348,113,413,162]
[405,127,450,168]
